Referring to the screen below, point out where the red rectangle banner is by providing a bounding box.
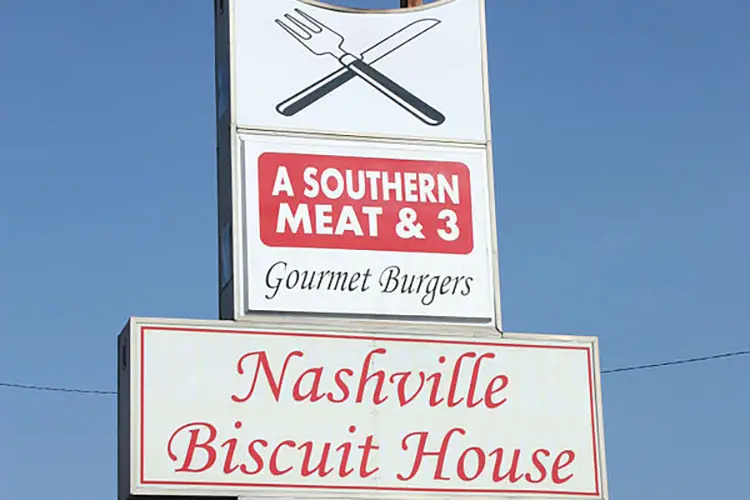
[257,152,474,254]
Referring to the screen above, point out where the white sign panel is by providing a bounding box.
[232,0,488,143]
[119,318,608,499]
[237,132,495,321]
[216,0,502,327]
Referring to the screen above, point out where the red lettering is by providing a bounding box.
[448,352,476,407]
[426,372,444,406]
[221,439,239,473]
[231,350,303,403]
[292,366,326,402]
[552,450,575,484]
[222,421,246,474]
[270,440,296,476]
[355,348,388,404]
[427,356,447,407]
[398,427,465,481]
[457,446,485,481]
[241,439,267,475]
[467,353,495,408]
[489,447,523,483]
[525,448,550,483]
[358,434,380,478]
[229,348,511,409]
[389,371,426,406]
[327,367,353,403]
[298,441,334,477]
[335,425,357,477]
[167,422,217,473]
[166,420,576,488]
[221,440,239,473]
[485,374,509,408]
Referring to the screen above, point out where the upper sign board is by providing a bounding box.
[118,317,609,500]
[230,0,489,143]
[215,0,501,327]
[235,132,496,322]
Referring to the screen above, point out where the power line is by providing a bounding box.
[0,381,116,395]
[601,349,750,374]
[1,349,748,396]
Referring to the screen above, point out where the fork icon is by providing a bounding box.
[276,9,446,127]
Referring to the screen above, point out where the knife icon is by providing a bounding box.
[276,18,442,121]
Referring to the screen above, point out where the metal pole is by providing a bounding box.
[401,0,424,8]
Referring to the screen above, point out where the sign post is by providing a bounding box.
[117,1,609,499]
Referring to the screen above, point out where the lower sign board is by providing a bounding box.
[118,318,608,499]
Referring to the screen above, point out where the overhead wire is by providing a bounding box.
[0,381,116,395]
[601,349,750,374]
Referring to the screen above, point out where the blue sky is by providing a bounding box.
[0,0,748,498]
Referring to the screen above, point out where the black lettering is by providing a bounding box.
[327,271,349,291]
[264,261,287,300]
[375,267,476,304]
[347,272,362,291]
[415,274,429,293]
[286,270,300,288]
[300,270,316,290]
[451,276,463,294]
[400,274,416,294]
[379,266,400,293]
[361,268,372,292]
[316,270,331,289]
[439,276,453,295]
[421,275,440,306]
[265,262,376,299]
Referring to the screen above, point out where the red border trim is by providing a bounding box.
[138,326,602,497]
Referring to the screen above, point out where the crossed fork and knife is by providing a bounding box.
[275,9,445,127]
